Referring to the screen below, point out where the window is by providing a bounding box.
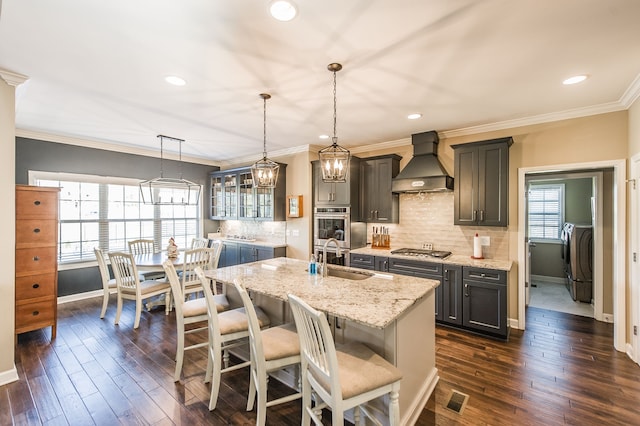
[528,183,564,240]
[32,172,201,264]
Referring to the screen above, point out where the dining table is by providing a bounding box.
[133,251,185,271]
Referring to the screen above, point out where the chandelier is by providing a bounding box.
[139,135,201,205]
[318,63,351,183]
[251,93,280,188]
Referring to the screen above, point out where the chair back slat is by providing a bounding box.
[191,237,209,249]
[288,294,340,399]
[163,260,184,318]
[128,239,156,255]
[182,248,217,295]
[209,240,223,270]
[108,252,140,292]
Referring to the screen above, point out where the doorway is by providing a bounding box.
[525,172,600,319]
[517,159,626,353]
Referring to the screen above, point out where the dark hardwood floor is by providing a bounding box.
[2,297,640,425]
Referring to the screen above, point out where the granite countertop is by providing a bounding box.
[350,246,513,271]
[204,257,439,329]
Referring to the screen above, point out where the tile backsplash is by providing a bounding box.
[369,192,509,259]
[218,191,509,259]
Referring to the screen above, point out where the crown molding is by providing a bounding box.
[440,101,627,139]
[15,129,220,166]
[620,72,640,108]
[0,69,28,86]
[348,137,411,155]
[218,144,315,169]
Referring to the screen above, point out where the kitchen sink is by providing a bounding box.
[306,267,374,280]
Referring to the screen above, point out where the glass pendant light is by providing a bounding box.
[139,135,201,205]
[251,93,280,188]
[318,62,350,183]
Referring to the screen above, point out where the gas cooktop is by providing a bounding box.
[390,248,452,259]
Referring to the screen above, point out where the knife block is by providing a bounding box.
[372,233,390,249]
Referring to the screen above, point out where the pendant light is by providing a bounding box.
[139,135,201,205]
[251,93,280,188]
[318,62,350,183]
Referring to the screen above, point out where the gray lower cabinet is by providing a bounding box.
[349,253,389,272]
[441,265,463,325]
[219,242,286,268]
[349,253,508,339]
[462,266,508,339]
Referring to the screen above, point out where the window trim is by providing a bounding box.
[29,170,203,268]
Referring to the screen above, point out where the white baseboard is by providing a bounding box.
[626,343,636,364]
[531,274,565,285]
[57,289,102,305]
[509,317,521,330]
[0,366,19,386]
[602,313,614,323]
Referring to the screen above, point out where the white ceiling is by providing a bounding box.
[2,0,640,164]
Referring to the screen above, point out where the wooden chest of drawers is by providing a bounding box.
[15,185,60,340]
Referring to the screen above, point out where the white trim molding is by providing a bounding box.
[0,366,19,386]
[0,68,28,86]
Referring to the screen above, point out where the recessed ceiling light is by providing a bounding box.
[319,134,330,140]
[270,0,297,21]
[407,113,422,120]
[165,75,186,86]
[563,75,588,85]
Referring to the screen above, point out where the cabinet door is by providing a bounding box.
[374,256,389,272]
[219,242,239,267]
[462,267,508,338]
[209,173,224,219]
[238,171,255,219]
[441,265,463,325]
[350,253,374,270]
[361,157,399,223]
[478,143,509,226]
[239,245,255,264]
[313,160,354,205]
[255,246,275,261]
[453,147,479,225]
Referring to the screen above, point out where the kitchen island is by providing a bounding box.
[205,257,439,425]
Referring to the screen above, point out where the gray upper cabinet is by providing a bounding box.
[313,158,361,211]
[452,137,512,227]
[360,155,401,223]
[209,164,287,221]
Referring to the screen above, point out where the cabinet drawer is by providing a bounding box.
[350,254,374,270]
[16,188,59,219]
[16,299,55,329]
[463,267,506,284]
[388,258,442,277]
[16,219,57,248]
[16,247,57,276]
[16,273,56,301]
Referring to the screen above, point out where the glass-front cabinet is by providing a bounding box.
[209,164,286,221]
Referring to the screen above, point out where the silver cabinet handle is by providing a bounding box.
[464,283,469,297]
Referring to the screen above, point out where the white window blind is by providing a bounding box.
[32,172,201,263]
[528,184,564,240]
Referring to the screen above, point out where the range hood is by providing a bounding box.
[392,130,454,193]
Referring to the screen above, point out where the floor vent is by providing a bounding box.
[445,389,469,415]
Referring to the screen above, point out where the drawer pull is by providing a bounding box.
[32,311,40,316]
[34,200,41,206]
[34,228,41,233]
[33,283,40,289]
[33,256,40,261]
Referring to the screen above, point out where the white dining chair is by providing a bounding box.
[233,281,301,425]
[181,248,224,301]
[94,247,118,319]
[191,237,209,249]
[128,239,166,280]
[163,260,217,381]
[288,293,403,426]
[108,251,171,329]
[194,267,271,411]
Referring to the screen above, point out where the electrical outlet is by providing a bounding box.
[422,243,433,250]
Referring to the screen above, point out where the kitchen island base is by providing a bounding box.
[212,258,439,425]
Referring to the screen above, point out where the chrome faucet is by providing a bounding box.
[322,238,342,277]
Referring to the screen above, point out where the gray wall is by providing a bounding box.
[16,137,220,296]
